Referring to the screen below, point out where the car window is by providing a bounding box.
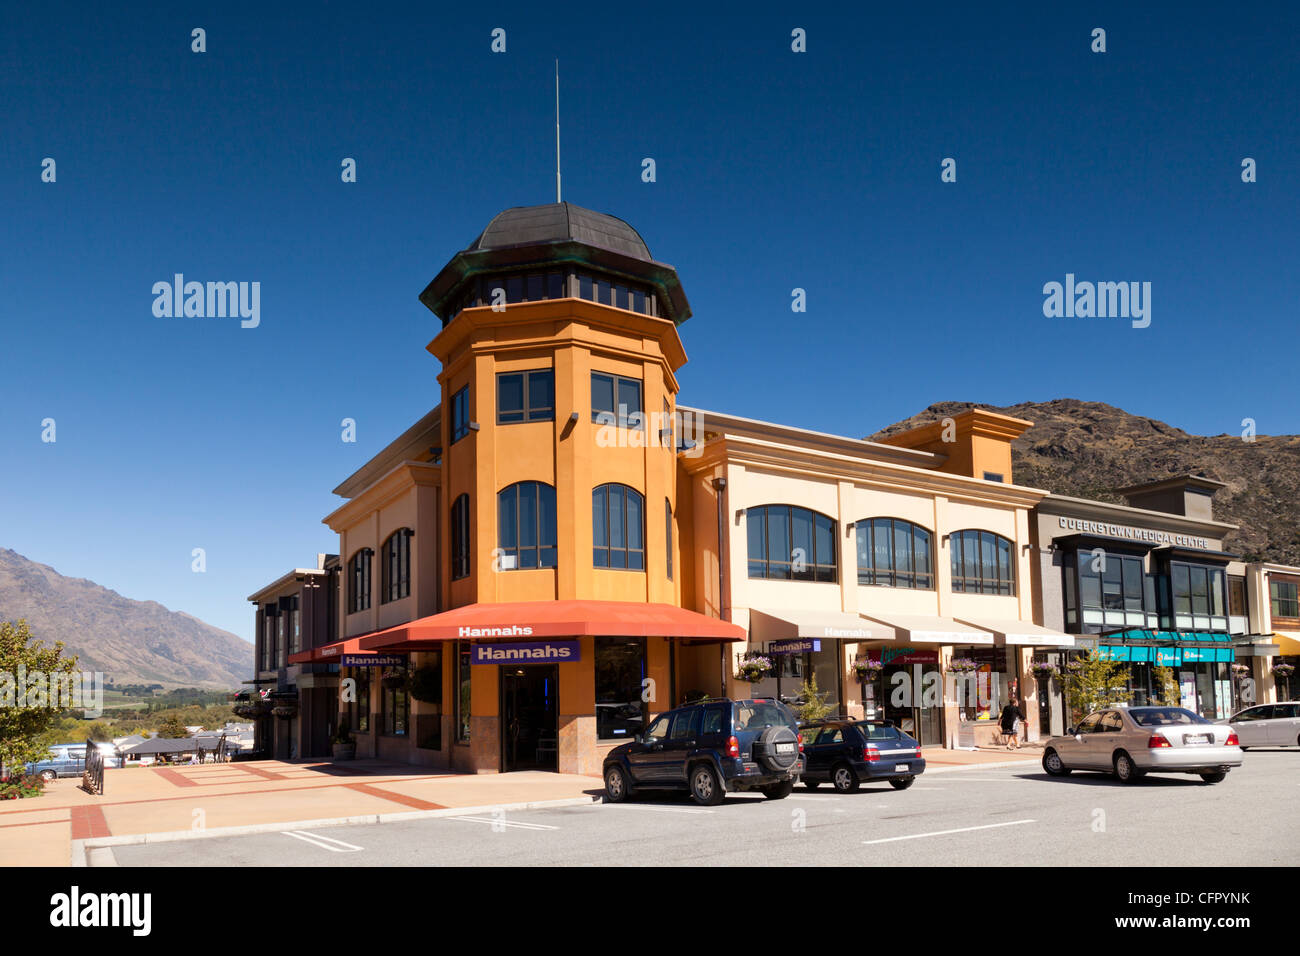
[855,722,898,741]
[734,701,793,732]
[1098,712,1125,733]
[820,726,844,744]
[1076,714,1103,734]
[1233,706,1264,721]
[1283,704,1300,719]
[1130,707,1209,727]
[644,714,672,740]
[670,708,700,740]
[700,704,725,735]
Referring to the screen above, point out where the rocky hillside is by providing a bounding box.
[0,548,251,689]
[871,399,1300,565]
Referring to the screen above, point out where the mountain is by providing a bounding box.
[870,399,1300,565]
[0,548,251,689]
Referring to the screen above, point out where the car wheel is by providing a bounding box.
[1199,771,1226,784]
[689,764,725,806]
[831,763,860,793]
[1042,748,1071,777]
[761,780,795,800]
[39,770,56,783]
[1113,751,1145,783]
[889,777,915,791]
[603,764,631,803]
[802,779,820,790]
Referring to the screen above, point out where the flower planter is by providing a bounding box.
[272,705,298,719]
[734,654,773,684]
[332,741,356,761]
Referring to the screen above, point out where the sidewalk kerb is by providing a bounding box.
[71,795,600,864]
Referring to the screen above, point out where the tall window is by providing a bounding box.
[595,637,647,740]
[262,608,276,671]
[348,548,373,612]
[1271,579,1299,620]
[456,642,471,742]
[498,482,557,569]
[498,369,555,423]
[949,530,1014,595]
[591,372,643,428]
[382,682,409,737]
[857,518,933,589]
[665,499,674,581]
[287,597,300,656]
[450,385,470,443]
[381,530,412,603]
[746,505,837,582]
[451,494,471,580]
[1171,563,1227,630]
[593,484,645,570]
[1076,551,1153,629]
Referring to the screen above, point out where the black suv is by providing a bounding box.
[603,698,804,806]
[799,718,926,792]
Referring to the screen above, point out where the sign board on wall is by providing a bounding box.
[1056,516,1211,550]
[339,654,407,667]
[881,648,940,666]
[768,639,821,655]
[471,641,580,664]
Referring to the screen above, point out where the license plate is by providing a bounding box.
[1184,734,1211,745]
[894,763,910,772]
[776,743,794,754]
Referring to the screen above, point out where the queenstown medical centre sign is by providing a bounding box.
[1057,517,1210,550]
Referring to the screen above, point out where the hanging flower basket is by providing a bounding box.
[381,668,408,690]
[231,696,270,720]
[1270,663,1295,677]
[1230,663,1251,677]
[1029,662,1059,680]
[948,658,980,674]
[272,704,298,719]
[734,653,773,683]
[853,659,883,681]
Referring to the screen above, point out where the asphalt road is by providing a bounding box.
[107,750,1297,867]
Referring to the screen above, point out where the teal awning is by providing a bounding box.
[1096,628,1234,665]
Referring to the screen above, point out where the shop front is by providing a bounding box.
[1096,628,1236,719]
[746,610,875,714]
[350,599,742,774]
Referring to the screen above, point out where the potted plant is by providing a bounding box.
[1029,662,1059,681]
[409,665,442,704]
[948,657,979,674]
[381,667,408,691]
[853,658,883,682]
[734,652,773,684]
[332,718,355,761]
[1231,663,1251,678]
[1269,662,1294,677]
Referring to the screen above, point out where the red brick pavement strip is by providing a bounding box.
[69,806,110,840]
[229,763,288,781]
[154,768,200,788]
[343,782,446,811]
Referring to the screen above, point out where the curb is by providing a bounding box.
[71,794,601,866]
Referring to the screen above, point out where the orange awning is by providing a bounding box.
[287,636,377,665]
[357,600,745,651]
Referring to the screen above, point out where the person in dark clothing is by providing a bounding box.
[999,696,1025,750]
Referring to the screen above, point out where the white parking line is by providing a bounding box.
[282,830,364,852]
[447,815,559,830]
[862,819,1036,844]
[787,795,840,802]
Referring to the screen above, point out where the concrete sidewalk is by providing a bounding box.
[0,759,604,866]
[2,749,1041,866]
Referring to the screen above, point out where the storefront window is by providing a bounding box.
[1170,562,1229,631]
[1270,579,1299,620]
[382,683,409,736]
[952,646,1012,720]
[595,637,646,740]
[456,643,471,742]
[347,668,370,733]
[1075,551,1151,630]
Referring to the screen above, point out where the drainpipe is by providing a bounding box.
[713,476,729,699]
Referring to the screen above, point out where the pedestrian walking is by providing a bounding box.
[999,695,1025,750]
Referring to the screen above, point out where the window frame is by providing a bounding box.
[949,529,1015,596]
[856,517,934,589]
[450,385,470,444]
[592,483,646,571]
[590,372,644,429]
[348,548,373,613]
[497,481,558,570]
[746,504,838,583]
[381,529,412,604]
[496,368,555,424]
[451,494,471,581]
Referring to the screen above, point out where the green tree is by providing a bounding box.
[1152,666,1181,706]
[1061,651,1131,723]
[156,715,190,739]
[793,673,834,723]
[85,721,113,742]
[0,620,80,776]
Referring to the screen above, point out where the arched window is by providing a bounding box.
[950,530,1015,595]
[451,494,471,580]
[746,505,837,582]
[348,548,373,613]
[857,518,934,589]
[498,482,558,569]
[593,484,645,570]
[381,529,412,603]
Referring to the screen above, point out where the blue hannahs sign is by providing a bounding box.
[471,641,581,664]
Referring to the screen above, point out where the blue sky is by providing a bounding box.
[1,2,1296,641]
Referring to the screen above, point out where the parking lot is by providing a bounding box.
[103,750,1297,867]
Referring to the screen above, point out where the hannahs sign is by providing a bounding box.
[471,640,580,664]
[1057,517,1210,550]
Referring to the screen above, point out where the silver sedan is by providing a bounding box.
[1042,706,1243,784]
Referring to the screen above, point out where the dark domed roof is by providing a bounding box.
[469,202,653,261]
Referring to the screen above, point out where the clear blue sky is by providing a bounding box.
[1,2,1296,641]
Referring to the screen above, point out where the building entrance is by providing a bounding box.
[501,664,559,772]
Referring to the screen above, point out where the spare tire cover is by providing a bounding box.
[754,725,799,772]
